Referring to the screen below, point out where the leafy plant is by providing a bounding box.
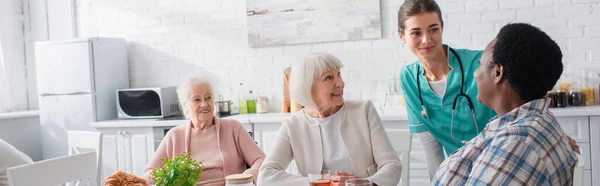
[151,153,203,186]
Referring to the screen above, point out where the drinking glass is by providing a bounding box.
[308,170,332,186]
[345,178,373,186]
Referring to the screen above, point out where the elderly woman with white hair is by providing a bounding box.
[257,53,402,186]
[143,72,265,185]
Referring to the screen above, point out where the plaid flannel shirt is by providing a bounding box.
[432,98,578,186]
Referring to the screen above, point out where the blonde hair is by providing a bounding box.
[289,52,343,108]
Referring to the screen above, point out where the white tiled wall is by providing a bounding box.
[71,0,600,112]
[0,0,28,112]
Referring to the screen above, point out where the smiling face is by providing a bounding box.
[311,68,345,109]
[186,83,214,123]
[399,12,444,61]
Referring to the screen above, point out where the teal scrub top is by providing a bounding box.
[399,45,496,156]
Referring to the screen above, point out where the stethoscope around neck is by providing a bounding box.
[416,47,479,144]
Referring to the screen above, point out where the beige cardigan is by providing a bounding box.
[257,100,402,186]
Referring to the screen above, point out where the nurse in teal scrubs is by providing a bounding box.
[396,0,496,179]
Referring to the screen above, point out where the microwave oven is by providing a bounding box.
[117,87,180,119]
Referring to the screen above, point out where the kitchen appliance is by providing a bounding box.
[216,95,232,117]
[35,37,129,159]
[116,87,180,119]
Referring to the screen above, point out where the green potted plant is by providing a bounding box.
[151,153,203,186]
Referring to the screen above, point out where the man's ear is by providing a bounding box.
[494,64,504,84]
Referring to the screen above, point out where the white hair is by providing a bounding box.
[289,52,343,108]
[177,72,218,119]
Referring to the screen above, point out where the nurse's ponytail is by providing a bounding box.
[397,0,444,34]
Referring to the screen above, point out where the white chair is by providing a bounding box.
[6,151,98,186]
[68,131,103,185]
[386,130,411,186]
[573,150,584,186]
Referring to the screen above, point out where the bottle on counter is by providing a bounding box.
[247,90,256,114]
[230,85,239,115]
[238,83,248,114]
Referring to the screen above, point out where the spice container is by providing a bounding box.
[568,86,584,107]
[581,69,596,106]
[556,90,568,108]
[256,96,269,113]
[225,174,254,186]
[546,91,557,108]
[582,87,595,106]
[560,82,573,92]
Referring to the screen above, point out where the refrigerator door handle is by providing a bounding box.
[40,92,92,97]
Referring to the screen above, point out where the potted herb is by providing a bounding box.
[151,153,203,186]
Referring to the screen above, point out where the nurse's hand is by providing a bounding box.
[568,136,580,154]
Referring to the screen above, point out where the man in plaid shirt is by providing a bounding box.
[432,23,578,185]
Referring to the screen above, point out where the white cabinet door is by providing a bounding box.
[384,121,430,186]
[579,143,591,170]
[584,170,592,186]
[97,128,123,181]
[121,127,154,177]
[590,116,600,186]
[253,123,299,175]
[241,123,253,139]
[556,116,590,142]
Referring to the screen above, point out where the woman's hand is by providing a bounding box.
[329,171,356,186]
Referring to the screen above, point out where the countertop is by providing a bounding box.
[0,110,39,120]
[549,105,600,117]
[90,105,600,128]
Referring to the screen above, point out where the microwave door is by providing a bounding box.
[118,90,162,118]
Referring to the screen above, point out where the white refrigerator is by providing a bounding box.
[35,37,129,159]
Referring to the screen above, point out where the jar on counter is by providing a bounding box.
[556,90,568,108]
[225,174,254,186]
[256,96,269,113]
[582,87,595,106]
[546,91,557,108]
[568,90,584,107]
[582,69,596,106]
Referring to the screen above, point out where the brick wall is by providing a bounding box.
[74,0,600,112]
[0,0,28,112]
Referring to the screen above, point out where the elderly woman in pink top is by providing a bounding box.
[144,72,266,185]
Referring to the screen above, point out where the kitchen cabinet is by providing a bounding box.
[97,127,154,178]
[94,120,252,181]
[91,110,600,185]
[253,122,300,175]
[556,116,592,185]
[384,121,429,186]
[590,116,600,186]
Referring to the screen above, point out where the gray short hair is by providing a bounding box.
[177,72,218,119]
[289,52,343,108]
